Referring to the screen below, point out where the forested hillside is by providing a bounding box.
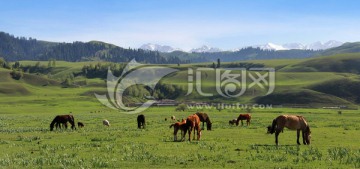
[0,32,184,64]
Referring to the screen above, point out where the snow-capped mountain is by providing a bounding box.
[253,43,288,51]
[140,40,344,53]
[249,40,343,51]
[139,43,181,53]
[190,45,222,53]
[283,43,306,50]
[305,40,344,50]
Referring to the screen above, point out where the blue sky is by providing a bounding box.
[1,0,360,50]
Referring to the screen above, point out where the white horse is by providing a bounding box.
[171,115,176,121]
[103,119,110,126]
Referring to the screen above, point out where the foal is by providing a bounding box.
[169,119,187,141]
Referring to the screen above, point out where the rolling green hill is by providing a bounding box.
[1,53,360,109]
[321,42,360,56]
[280,53,360,73]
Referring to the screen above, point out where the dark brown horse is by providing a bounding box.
[268,115,311,145]
[169,119,187,141]
[50,115,75,131]
[77,122,84,128]
[137,114,146,129]
[184,114,201,141]
[236,114,251,126]
[195,112,212,130]
[229,119,237,125]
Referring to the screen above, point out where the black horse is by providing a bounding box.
[137,114,146,129]
[50,115,76,131]
[77,122,84,128]
[195,112,212,130]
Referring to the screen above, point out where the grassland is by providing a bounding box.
[1,56,360,168]
[0,105,359,168]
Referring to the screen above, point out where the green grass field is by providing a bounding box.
[1,57,360,168]
[0,105,359,168]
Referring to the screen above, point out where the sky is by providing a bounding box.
[1,0,360,50]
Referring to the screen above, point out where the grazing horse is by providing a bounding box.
[229,119,237,125]
[195,112,212,130]
[236,114,251,126]
[269,115,311,145]
[137,114,146,129]
[50,115,75,131]
[103,119,110,126]
[171,115,176,121]
[169,119,187,141]
[77,122,84,128]
[184,114,202,141]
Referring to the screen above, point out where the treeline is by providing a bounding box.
[195,47,322,62]
[163,47,322,63]
[0,32,185,64]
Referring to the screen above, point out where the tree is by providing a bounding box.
[217,58,221,68]
[52,59,56,67]
[10,69,23,80]
[212,62,216,69]
[13,61,20,69]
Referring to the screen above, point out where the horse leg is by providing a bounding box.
[302,130,307,145]
[197,127,201,140]
[241,120,244,126]
[188,127,192,141]
[182,128,187,141]
[275,131,280,145]
[174,128,178,141]
[297,130,301,145]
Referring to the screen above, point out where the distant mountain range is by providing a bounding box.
[140,40,344,53]
[1,31,359,63]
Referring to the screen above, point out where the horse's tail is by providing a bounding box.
[50,116,58,131]
[270,119,277,134]
[169,124,174,128]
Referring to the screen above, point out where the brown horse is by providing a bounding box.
[137,114,146,129]
[169,119,187,141]
[269,115,311,145]
[50,115,75,131]
[236,114,251,126]
[184,114,202,141]
[195,112,212,130]
[229,119,237,125]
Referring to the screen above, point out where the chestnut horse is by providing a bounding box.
[269,115,311,145]
[236,114,251,126]
[50,115,75,131]
[195,112,212,130]
[137,114,146,129]
[169,119,187,141]
[184,114,202,141]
